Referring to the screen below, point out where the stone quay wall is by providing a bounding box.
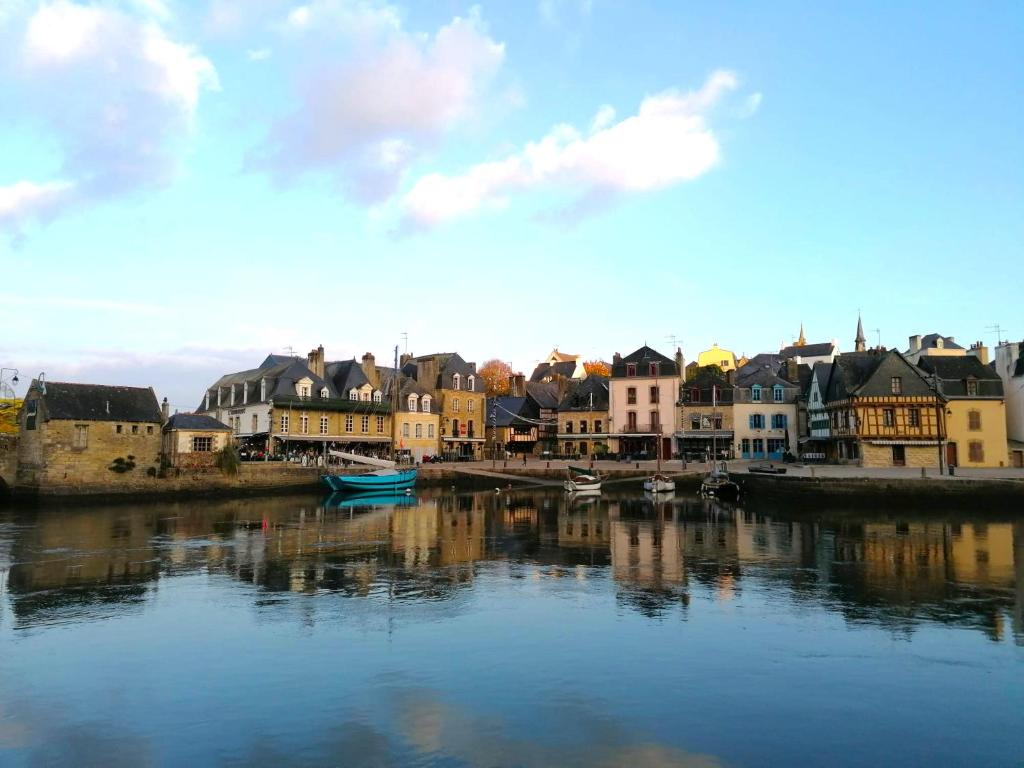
[0,434,17,492]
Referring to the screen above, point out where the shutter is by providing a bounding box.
[749,415,755,429]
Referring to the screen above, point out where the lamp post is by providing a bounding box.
[0,368,19,400]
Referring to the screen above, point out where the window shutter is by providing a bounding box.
[749,415,755,429]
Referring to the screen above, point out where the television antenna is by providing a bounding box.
[871,329,881,349]
[666,334,683,349]
[986,324,1007,346]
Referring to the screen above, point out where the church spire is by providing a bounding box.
[855,312,866,352]
[796,322,806,347]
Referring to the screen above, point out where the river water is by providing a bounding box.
[1,489,1021,767]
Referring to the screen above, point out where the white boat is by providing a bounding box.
[563,474,601,492]
[643,473,675,493]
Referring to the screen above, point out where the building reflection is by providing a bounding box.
[1,491,1022,643]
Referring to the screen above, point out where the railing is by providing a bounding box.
[616,423,663,434]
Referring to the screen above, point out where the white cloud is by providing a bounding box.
[590,104,615,133]
[249,2,505,203]
[0,0,218,233]
[402,69,742,228]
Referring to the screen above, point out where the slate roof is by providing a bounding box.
[916,356,1004,398]
[908,333,965,353]
[735,363,795,389]
[681,370,735,404]
[740,353,784,374]
[826,350,936,401]
[611,346,678,377]
[558,376,609,412]
[163,413,231,432]
[779,342,836,359]
[526,381,562,410]
[487,396,533,427]
[34,381,162,423]
[825,353,885,402]
[199,354,339,411]
[326,359,369,395]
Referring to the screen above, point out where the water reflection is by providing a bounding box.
[2,490,1022,644]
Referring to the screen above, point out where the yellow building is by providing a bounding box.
[557,376,610,458]
[696,343,738,373]
[918,356,1009,468]
[403,353,486,459]
[161,412,233,469]
[395,381,440,463]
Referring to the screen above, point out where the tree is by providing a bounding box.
[478,359,515,396]
[583,360,610,377]
[686,364,725,382]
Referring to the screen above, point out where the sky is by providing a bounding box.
[1,0,1021,411]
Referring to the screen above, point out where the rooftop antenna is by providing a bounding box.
[666,334,682,349]
[986,324,1006,345]
[872,328,881,349]
[284,345,295,356]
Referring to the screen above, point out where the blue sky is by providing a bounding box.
[1,0,1021,410]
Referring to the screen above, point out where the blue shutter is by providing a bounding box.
[749,415,755,429]
[782,414,788,428]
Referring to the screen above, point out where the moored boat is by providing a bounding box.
[701,460,740,502]
[643,473,675,493]
[564,473,601,492]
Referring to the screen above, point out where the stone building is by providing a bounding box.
[607,345,682,460]
[732,363,800,461]
[389,375,440,463]
[556,375,609,458]
[161,412,233,469]
[16,380,163,491]
[994,340,1024,467]
[401,352,486,459]
[676,369,735,460]
[530,348,587,382]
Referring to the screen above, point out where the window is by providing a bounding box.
[415,423,423,438]
[362,391,370,402]
[691,414,701,430]
[452,373,461,390]
[882,408,895,427]
[752,438,764,454]
[771,414,788,429]
[741,438,750,455]
[192,436,213,452]
[773,385,783,403]
[116,424,123,434]
[377,416,385,433]
[233,417,240,433]
[422,395,431,413]
[650,411,660,430]
[298,383,311,398]
[968,410,981,431]
[626,363,636,377]
[649,362,659,376]
[595,420,602,433]
[453,398,460,413]
[345,415,353,433]
[402,423,410,438]
[252,414,259,433]
[690,388,700,402]
[580,442,588,456]
[752,385,762,402]
[147,425,154,435]
[649,386,659,404]
[966,379,978,396]
[131,424,139,434]
[320,387,329,398]
[627,387,637,405]
[468,399,475,413]
[25,400,37,430]
[908,408,920,428]
[767,438,786,454]
[969,441,984,462]
[467,375,475,392]
[361,415,369,433]
[349,389,358,401]
[280,414,289,433]
[627,411,637,430]
[713,415,723,430]
[428,424,435,438]
[891,377,902,395]
[580,420,588,434]
[749,414,765,429]
[566,421,575,434]
[373,390,382,403]
[468,419,474,436]
[300,414,309,434]
[320,416,329,435]
[408,394,418,412]
[73,424,89,448]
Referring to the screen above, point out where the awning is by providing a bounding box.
[867,439,941,446]
[273,435,390,443]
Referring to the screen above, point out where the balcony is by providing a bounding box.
[616,423,664,435]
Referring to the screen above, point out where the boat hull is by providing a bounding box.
[701,479,740,502]
[563,480,601,492]
[322,468,417,491]
[643,478,676,493]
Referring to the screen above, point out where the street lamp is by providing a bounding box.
[0,368,18,400]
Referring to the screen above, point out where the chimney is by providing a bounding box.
[161,397,169,422]
[613,352,622,365]
[909,335,922,353]
[400,352,412,369]
[786,359,798,384]
[674,347,685,376]
[726,369,735,385]
[969,341,989,365]
[361,352,377,388]
[307,345,325,379]
[509,373,526,398]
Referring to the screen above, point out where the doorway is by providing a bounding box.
[892,445,906,466]
[946,442,958,468]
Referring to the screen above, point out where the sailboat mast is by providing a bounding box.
[391,344,399,463]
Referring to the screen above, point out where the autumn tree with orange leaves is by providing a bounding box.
[478,359,515,396]
[583,360,611,377]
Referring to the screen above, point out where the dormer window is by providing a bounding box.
[298,384,311,398]
[320,387,329,398]
[422,395,431,413]
[649,363,659,376]
[966,379,978,396]
[260,379,267,401]
[752,385,762,402]
[373,390,382,403]
[773,385,783,402]
[349,388,358,401]
[452,373,461,390]
[408,394,418,412]
[626,364,637,377]
[467,375,475,392]
[891,376,902,395]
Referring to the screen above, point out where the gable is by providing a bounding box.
[857,352,935,397]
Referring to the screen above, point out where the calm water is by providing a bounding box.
[1,489,1022,767]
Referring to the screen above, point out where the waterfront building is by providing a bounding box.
[525,380,563,456]
[16,380,163,491]
[823,349,944,467]
[779,324,839,367]
[161,413,233,469]
[556,375,610,458]
[402,353,486,459]
[389,374,440,464]
[530,348,587,382]
[486,395,539,458]
[676,368,735,460]
[803,362,833,460]
[994,340,1024,467]
[696,343,738,373]
[732,363,800,460]
[607,346,682,459]
[917,356,1009,468]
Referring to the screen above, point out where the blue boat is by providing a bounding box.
[323,490,417,509]
[321,467,417,492]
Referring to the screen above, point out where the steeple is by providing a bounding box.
[855,312,866,352]
[796,322,807,347]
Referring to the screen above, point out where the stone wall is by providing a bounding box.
[0,434,17,492]
[861,442,938,469]
[17,418,163,491]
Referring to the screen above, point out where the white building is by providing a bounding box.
[995,340,1024,467]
